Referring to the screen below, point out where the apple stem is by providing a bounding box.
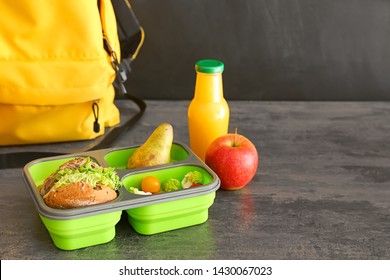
[234,128,238,147]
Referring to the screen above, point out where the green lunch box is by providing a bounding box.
[23,142,220,250]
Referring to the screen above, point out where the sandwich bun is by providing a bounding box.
[39,157,121,209]
[44,182,117,209]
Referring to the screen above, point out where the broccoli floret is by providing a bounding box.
[161,178,182,192]
[181,171,203,189]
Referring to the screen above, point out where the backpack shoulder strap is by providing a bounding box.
[111,0,144,62]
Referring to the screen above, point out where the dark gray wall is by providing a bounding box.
[126,0,390,100]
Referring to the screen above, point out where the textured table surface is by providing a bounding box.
[1,100,390,260]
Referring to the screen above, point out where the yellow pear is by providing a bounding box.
[127,122,174,169]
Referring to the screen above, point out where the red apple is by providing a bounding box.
[205,133,258,190]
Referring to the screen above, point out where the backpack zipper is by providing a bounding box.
[92,34,127,134]
[92,101,100,133]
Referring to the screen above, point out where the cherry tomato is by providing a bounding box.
[141,176,161,194]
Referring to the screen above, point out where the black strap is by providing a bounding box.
[111,0,143,60]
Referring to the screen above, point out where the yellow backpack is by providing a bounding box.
[0,0,144,146]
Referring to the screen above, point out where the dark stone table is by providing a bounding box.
[1,100,390,260]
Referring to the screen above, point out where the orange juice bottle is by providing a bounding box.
[188,59,230,161]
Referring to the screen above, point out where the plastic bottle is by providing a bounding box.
[188,59,230,161]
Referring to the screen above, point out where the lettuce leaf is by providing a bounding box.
[51,158,122,191]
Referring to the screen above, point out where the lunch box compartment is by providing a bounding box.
[40,211,122,250]
[126,192,216,235]
[122,164,215,235]
[121,164,214,192]
[23,141,220,250]
[104,142,189,169]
